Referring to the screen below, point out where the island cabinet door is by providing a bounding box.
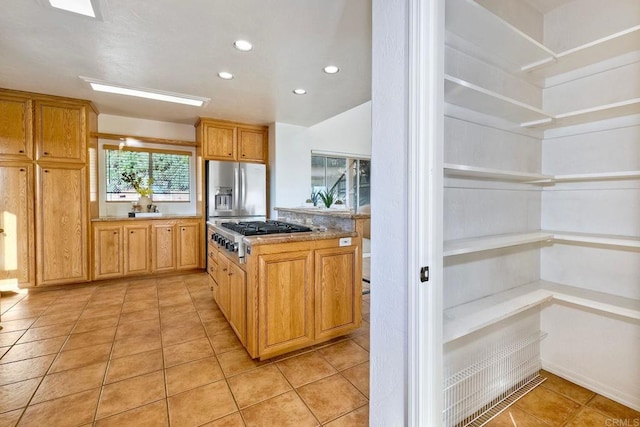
[314,245,362,341]
[216,252,230,316]
[228,262,246,345]
[257,250,314,357]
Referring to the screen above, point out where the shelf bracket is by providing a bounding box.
[420,266,429,283]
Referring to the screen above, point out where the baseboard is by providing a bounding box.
[541,359,640,411]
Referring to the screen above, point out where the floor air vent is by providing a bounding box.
[443,331,547,426]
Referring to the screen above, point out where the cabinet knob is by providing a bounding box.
[167,229,171,232]
[43,152,50,155]
[44,170,49,173]
[222,268,227,272]
[19,150,24,153]
[228,152,231,155]
[0,228,4,234]
[19,168,25,172]
[182,227,185,231]
[130,231,134,234]
[113,231,117,235]
[242,154,245,157]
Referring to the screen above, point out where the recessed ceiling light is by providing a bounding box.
[79,76,210,107]
[49,0,95,17]
[293,89,307,95]
[233,40,253,52]
[323,65,340,74]
[218,72,234,80]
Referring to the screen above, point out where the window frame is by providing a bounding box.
[103,144,193,203]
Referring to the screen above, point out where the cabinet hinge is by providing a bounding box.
[420,266,429,283]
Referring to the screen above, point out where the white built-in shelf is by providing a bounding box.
[446,0,640,81]
[546,98,640,129]
[540,280,640,321]
[445,75,553,126]
[523,26,640,78]
[553,171,640,182]
[445,75,640,130]
[444,280,640,343]
[445,0,554,71]
[444,232,553,257]
[444,283,553,343]
[444,163,553,182]
[547,231,640,250]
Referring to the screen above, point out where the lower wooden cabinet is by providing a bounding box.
[257,250,315,356]
[206,235,362,360]
[177,223,199,269]
[152,224,176,272]
[228,261,247,344]
[92,218,202,280]
[216,252,230,317]
[124,225,150,275]
[314,246,361,340]
[93,225,123,280]
[0,162,34,286]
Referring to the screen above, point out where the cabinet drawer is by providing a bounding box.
[208,255,218,278]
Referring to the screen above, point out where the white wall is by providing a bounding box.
[268,101,371,217]
[306,101,372,157]
[97,114,197,217]
[268,122,310,218]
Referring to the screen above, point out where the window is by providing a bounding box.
[104,145,191,202]
[311,154,370,208]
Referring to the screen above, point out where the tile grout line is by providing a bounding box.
[12,284,100,426]
[272,358,322,426]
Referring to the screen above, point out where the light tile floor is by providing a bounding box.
[487,370,640,426]
[2,273,638,427]
[0,273,370,427]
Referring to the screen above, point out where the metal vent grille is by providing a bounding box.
[443,331,547,426]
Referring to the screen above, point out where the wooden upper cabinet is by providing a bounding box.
[36,164,88,285]
[0,94,33,160]
[197,118,267,163]
[0,162,34,286]
[202,122,236,160]
[238,128,266,163]
[35,100,86,163]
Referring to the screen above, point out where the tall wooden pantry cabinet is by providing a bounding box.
[439,0,640,424]
[0,88,97,288]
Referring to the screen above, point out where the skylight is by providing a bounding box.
[49,0,96,17]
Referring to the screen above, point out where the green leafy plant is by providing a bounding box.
[121,170,154,197]
[318,189,336,208]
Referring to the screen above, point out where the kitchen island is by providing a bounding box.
[206,222,362,360]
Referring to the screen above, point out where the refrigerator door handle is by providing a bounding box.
[241,167,246,208]
[234,166,239,211]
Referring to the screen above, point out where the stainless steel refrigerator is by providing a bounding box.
[207,161,267,219]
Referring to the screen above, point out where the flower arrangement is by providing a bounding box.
[121,171,154,197]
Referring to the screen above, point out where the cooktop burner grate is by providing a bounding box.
[221,220,312,236]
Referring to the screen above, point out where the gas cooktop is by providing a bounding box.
[220,220,312,236]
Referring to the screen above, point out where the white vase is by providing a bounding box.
[138,196,152,212]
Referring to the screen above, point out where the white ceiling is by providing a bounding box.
[524,0,577,14]
[0,0,372,127]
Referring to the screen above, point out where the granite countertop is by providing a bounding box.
[274,207,371,219]
[92,215,202,222]
[243,228,358,246]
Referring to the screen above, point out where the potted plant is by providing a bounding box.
[318,189,336,208]
[121,170,154,212]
